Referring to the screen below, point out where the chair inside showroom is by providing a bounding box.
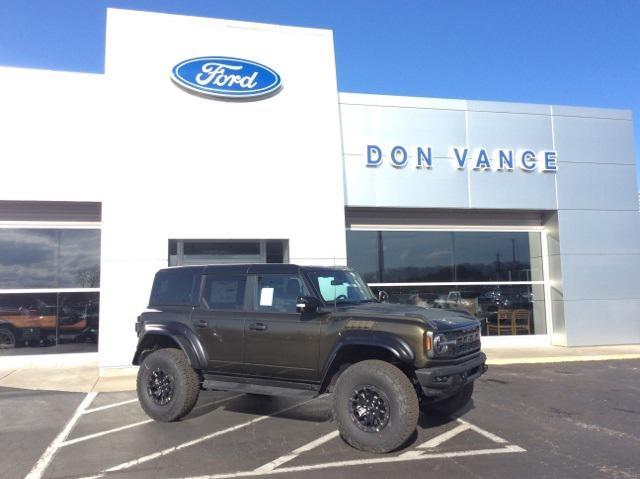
[487,309,515,335]
[513,309,532,335]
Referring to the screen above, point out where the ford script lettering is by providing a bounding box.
[171,57,282,99]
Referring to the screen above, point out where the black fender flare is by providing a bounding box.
[319,330,415,392]
[132,321,208,369]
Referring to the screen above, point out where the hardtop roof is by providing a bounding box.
[156,264,350,275]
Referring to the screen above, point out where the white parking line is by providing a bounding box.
[174,445,527,479]
[456,417,509,444]
[79,397,320,479]
[83,398,138,414]
[33,391,526,479]
[173,417,526,479]
[62,394,244,447]
[25,392,97,479]
[253,430,340,473]
[61,419,153,447]
[401,417,511,459]
[413,423,471,450]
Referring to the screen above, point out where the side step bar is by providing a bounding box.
[202,376,320,398]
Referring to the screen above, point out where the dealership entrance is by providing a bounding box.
[345,208,554,344]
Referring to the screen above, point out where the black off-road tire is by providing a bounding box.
[137,348,200,422]
[0,327,16,349]
[425,382,474,417]
[333,360,419,453]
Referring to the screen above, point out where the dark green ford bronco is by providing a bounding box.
[134,264,486,453]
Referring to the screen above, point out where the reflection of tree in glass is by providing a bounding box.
[77,269,100,288]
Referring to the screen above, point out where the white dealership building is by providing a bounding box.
[0,9,638,369]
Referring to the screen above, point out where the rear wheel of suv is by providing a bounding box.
[425,382,474,417]
[333,360,419,453]
[137,348,200,422]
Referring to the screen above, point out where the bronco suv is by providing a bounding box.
[134,264,486,453]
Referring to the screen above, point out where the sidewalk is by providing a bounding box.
[1,344,639,393]
[483,344,640,365]
[0,361,136,393]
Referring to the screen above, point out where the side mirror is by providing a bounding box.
[378,290,389,302]
[296,295,322,313]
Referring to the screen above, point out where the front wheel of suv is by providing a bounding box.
[137,348,200,422]
[333,360,419,453]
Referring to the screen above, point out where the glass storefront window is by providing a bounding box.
[343,231,380,282]
[346,230,542,284]
[347,229,547,336]
[0,227,101,355]
[453,232,541,282]
[0,229,100,289]
[0,292,99,354]
[369,284,546,336]
[0,230,57,288]
[58,230,101,287]
[382,231,454,283]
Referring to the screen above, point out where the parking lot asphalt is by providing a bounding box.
[1,359,639,479]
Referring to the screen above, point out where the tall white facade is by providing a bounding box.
[0,9,637,368]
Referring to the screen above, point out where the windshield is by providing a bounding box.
[305,269,376,304]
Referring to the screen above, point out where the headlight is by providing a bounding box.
[434,334,450,355]
[426,331,457,358]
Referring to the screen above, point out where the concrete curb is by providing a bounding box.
[487,354,640,366]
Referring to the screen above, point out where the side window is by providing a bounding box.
[149,269,197,306]
[201,275,246,311]
[255,275,306,314]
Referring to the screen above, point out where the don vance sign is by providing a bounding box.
[366,145,558,172]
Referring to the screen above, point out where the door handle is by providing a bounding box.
[249,322,267,331]
[195,319,208,328]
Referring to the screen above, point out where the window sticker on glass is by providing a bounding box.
[260,287,274,306]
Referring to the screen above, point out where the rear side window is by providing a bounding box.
[201,275,246,311]
[149,269,198,306]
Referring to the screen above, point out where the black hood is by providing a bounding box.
[334,302,480,332]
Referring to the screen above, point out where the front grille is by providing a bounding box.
[449,326,481,357]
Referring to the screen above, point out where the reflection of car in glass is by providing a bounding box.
[478,287,532,313]
[434,291,480,317]
[58,300,99,344]
[0,300,98,349]
[408,292,440,308]
[500,290,533,309]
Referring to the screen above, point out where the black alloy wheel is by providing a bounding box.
[333,360,419,453]
[147,368,174,406]
[350,385,390,432]
[137,348,201,422]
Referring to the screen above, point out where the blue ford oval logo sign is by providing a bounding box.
[171,57,282,99]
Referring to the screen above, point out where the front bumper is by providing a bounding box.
[415,352,487,398]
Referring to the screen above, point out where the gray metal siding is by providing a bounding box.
[550,105,640,346]
[340,94,640,346]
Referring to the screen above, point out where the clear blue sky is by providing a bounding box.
[1,0,639,186]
